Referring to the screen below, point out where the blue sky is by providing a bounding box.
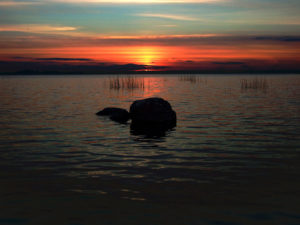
[1,0,300,35]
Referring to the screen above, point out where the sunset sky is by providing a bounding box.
[1,0,300,73]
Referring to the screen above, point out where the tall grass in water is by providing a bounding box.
[109,76,145,90]
[241,77,269,90]
[179,75,207,84]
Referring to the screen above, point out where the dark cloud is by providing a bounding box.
[11,56,93,61]
[12,56,27,59]
[2,34,300,50]
[0,61,169,74]
[147,65,169,70]
[254,36,300,42]
[1,57,300,75]
[212,62,245,65]
[36,58,93,61]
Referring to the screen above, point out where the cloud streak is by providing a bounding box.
[36,57,92,61]
[0,1,41,6]
[157,24,178,27]
[48,0,221,3]
[0,0,223,5]
[0,24,77,34]
[2,33,300,51]
[0,60,169,74]
[136,13,198,21]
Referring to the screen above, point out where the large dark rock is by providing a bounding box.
[96,107,130,123]
[129,97,176,132]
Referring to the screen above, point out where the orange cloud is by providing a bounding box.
[0,25,77,33]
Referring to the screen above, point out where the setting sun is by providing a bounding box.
[135,47,158,66]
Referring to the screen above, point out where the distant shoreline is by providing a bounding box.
[1,71,300,76]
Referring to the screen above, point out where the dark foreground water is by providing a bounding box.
[0,74,300,225]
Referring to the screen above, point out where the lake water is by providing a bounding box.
[0,74,299,225]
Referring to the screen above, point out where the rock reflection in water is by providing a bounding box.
[130,124,175,138]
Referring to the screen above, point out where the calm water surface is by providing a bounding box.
[0,74,299,225]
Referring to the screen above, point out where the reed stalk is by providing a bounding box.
[109,76,145,90]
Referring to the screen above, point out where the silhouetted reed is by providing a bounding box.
[179,75,207,83]
[109,76,145,90]
[241,77,269,90]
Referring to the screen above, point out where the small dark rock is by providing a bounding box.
[129,97,176,131]
[96,107,130,123]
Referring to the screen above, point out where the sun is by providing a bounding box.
[134,47,160,66]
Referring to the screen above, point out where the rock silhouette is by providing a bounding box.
[129,97,177,132]
[96,98,176,136]
[96,107,130,123]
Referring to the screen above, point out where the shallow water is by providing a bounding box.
[0,74,300,225]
